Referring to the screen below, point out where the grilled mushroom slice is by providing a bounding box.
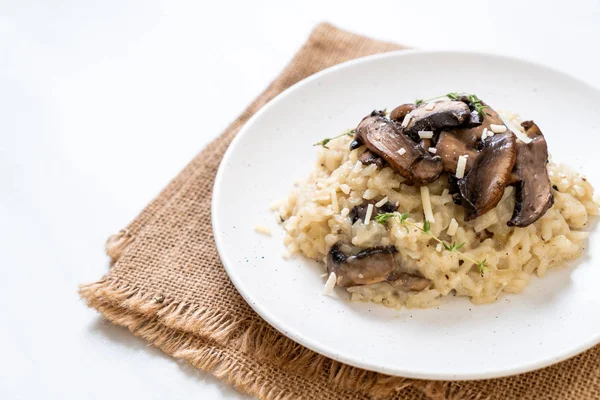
[349,201,396,224]
[435,131,478,173]
[355,111,442,184]
[458,132,517,221]
[386,270,431,292]
[389,103,416,122]
[403,100,470,139]
[358,149,385,168]
[507,121,554,227]
[327,243,397,287]
[327,243,430,291]
[435,102,506,174]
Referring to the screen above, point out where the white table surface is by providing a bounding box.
[2,1,599,399]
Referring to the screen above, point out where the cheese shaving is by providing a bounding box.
[490,124,507,133]
[397,147,406,155]
[497,116,533,144]
[401,114,412,128]
[364,203,374,224]
[428,147,437,154]
[418,130,434,139]
[424,102,436,111]
[375,197,389,207]
[456,155,468,179]
[420,186,435,223]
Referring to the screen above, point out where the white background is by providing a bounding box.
[1,1,599,399]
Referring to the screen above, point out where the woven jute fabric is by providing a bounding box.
[80,23,600,400]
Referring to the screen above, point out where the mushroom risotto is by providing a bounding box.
[276,93,599,309]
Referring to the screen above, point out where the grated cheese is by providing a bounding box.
[436,243,443,252]
[514,130,532,144]
[322,272,337,296]
[397,147,406,155]
[420,186,435,223]
[418,130,434,139]
[401,114,412,128]
[254,225,272,236]
[428,147,437,154]
[424,102,436,111]
[375,196,389,207]
[447,218,459,236]
[481,127,488,141]
[330,188,339,213]
[490,124,507,133]
[455,155,468,179]
[499,115,532,144]
[364,203,374,224]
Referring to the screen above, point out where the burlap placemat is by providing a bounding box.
[80,23,600,400]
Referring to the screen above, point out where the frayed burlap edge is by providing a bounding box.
[82,23,494,400]
[80,275,485,400]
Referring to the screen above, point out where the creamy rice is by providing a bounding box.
[277,113,599,309]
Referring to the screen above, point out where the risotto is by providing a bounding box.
[276,95,598,309]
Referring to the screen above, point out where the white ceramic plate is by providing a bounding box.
[212,51,600,380]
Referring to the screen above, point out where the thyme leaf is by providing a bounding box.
[376,212,488,276]
[313,129,356,148]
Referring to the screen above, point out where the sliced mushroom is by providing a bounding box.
[389,103,416,122]
[458,132,517,221]
[355,111,442,184]
[435,131,478,173]
[435,105,503,175]
[386,270,431,292]
[327,243,397,287]
[507,121,554,227]
[349,201,397,224]
[451,103,505,147]
[358,149,385,168]
[403,100,470,139]
[327,243,430,291]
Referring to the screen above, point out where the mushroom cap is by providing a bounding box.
[404,100,470,139]
[356,113,443,184]
[327,243,397,288]
[326,243,430,291]
[458,132,517,221]
[507,121,554,227]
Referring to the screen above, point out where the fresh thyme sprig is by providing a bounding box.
[415,93,458,106]
[313,129,356,149]
[415,93,488,118]
[465,94,488,118]
[375,212,489,275]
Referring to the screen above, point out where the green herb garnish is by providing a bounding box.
[466,94,488,118]
[376,212,489,276]
[414,92,488,119]
[313,129,356,149]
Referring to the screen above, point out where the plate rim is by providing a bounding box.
[212,49,600,380]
